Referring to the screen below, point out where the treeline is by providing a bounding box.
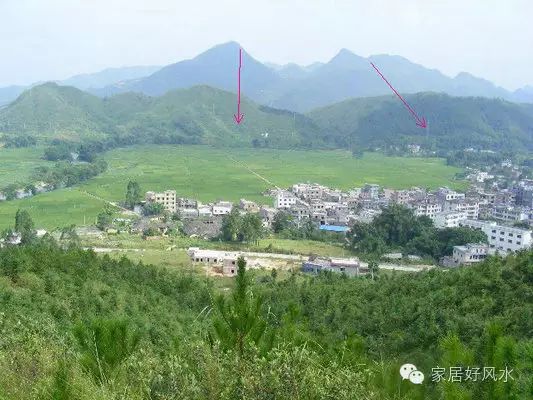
[0,220,530,399]
[3,134,37,148]
[348,204,487,260]
[0,159,107,201]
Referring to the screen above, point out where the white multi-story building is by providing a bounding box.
[275,190,298,209]
[460,219,532,253]
[412,201,442,220]
[145,190,176,213]
[491,206,529,223]
[436,188,465,203]
[212,201,233,215]
[442,243,489,267]
[434,211,467,228]
[443,200,480,220]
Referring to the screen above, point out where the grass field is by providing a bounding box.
[0,144,464,229]
[0,147,51,186]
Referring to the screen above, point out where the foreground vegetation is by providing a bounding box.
[0,233,531,399]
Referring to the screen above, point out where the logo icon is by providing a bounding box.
[400,363,425,384]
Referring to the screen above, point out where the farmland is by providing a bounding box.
[0,144,464,229]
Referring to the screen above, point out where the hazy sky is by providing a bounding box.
[1,0,531,90]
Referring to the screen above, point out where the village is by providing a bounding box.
[108,171,533,276]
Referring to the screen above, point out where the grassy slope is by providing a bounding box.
[0,144,462,230]
[0,147,52,186]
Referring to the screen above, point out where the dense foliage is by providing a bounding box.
[0,225,531,399]
[348,204,488,260]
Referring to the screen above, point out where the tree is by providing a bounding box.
[142,202,164,216]
[96,207,114,231]
[125,181,142,210]
[60,224,80,247]
[73,318,140,385]
[221,207,242,242]
[210,257,273,357]
[239,213,264,244]
[15,209,36,245]
[272,211,293,233]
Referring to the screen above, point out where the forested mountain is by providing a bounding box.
[0,235,531,399]
[2,83,533,154]
[0,83,325,148]
[308,92,533,152]
[91,42,531,112]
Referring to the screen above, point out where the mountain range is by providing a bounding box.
[1,82,532,154]
[89,42,533,111]
[1,42,532,111]
[0,65,161,107]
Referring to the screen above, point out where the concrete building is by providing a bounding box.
[212,201,233,215]
[275,190,298,209]
[491,206,529,223]
[391,190,410,205]
[460,219,532,253]
[239,199,259,213]
[145,190,177,213]
[443,200,479,220]
[412,200,442,220]
[436,187,465,203]
[434,211,467,228]
[448,243,489,267]
[302,257,366,277]
[516,185,533,208]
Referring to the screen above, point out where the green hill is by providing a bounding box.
[0,238,531,399]
[308,92,533,152]
[0,83,325,148]
[2,84,533,154]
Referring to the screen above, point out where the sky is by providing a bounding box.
[0,0,532,90]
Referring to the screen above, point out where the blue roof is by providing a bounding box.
[319,225,349,232]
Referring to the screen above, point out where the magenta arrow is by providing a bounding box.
[234,48,244,124]
[370,62,427,128]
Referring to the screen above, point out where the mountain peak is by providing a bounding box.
[328,49,367,68]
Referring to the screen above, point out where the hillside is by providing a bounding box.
[0,238,531,399]
[0,83,325,148]
[92,42,530,112]
[308,92,533,152]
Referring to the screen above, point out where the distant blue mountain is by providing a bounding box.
[90,43,529,112]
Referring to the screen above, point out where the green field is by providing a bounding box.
[0,146,51,186]
[0,145,464,229]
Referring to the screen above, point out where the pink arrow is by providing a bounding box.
[370,62,427,128]
[234,48,244,124]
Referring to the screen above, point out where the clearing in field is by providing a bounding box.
[0,145,464,229]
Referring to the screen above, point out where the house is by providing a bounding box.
[436,187,465,203]
[446,243,489,267]
[302,257,366,277]
[275,190,298,208]
[460,219,532,253]
[212,201,233,215]
[187,248,242,276]
[411,200,442,220]
[391,190,410,205]
[442,200,479,220]
[239,199,259,213]
[434,211,467,228]
[145,190,177,213]
[491,206,529,223]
